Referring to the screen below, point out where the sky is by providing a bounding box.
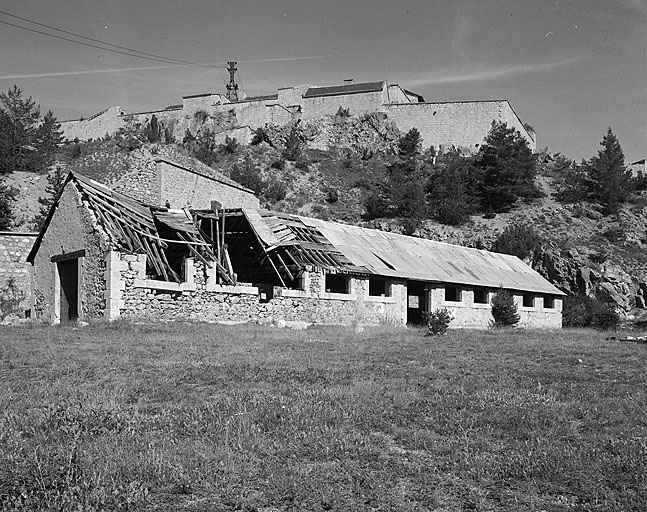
[0,0,645,162]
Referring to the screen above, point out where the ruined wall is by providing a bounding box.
[302,89,388,121]
[427,285,562,329]
[0,232,37,315]
[385,101,536,151]
[157,160,259,209]
[107,252,408,325]
[31,184,108,321]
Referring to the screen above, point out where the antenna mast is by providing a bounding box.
[225,61,239,102]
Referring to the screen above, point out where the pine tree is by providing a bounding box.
[491,287,520,327]
[33,166,67,230]
[586,127,633,215]
[476,122,540,213]
[427,150,480,225]
[398,127,422,160]
[0,86,63,175]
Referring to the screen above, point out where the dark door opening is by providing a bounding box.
[58,259,79,322]
[407,281,427,325]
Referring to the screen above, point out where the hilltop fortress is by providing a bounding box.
[61,79,536,152]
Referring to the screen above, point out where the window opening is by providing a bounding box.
[325,273,349,294]
[445,286,461,302]
[544,296,555,309]
[369,279,390,297]
[473,288,489,304]
[523,294,535,308]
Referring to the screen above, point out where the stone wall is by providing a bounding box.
[301,89,388,121]
[427,285,562,329]
[111,159,159,205]
[61,106,126,141]
[31,184,108,322]
[107,251,408,326]
[385,101,536,151]
[157,159,259,209]
[0,232,37,315]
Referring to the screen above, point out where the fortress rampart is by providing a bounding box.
[61,80,536,152]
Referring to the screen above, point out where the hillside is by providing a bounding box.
[7,113,647,321]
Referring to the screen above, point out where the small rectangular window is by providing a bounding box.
[523,294,535,308]
[544,296,555,309]
[369,279,390,297]
[445,286,461,302]
[474,288,489,304]
[325,273,349,294]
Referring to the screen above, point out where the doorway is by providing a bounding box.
[407,281,428,325]
[57,259,79,322]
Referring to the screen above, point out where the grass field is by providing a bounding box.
[0,322,645,511]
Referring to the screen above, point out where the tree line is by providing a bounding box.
[364,122,634,232]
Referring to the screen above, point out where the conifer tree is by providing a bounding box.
[476,122,539,213]
[491,287,520,327]
[33,166,67,230]
[586,127,633,215]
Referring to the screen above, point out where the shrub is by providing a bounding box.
[562,295,620,330]
[230,156,264,194]
[270,158,285,170]
[335,106,351,120]
[491,224,543,260]
[491,288,520,328]
[219,135,239,155]
[0,277,26,317]
[424,308,454,335]
[193,109,209,124]
[145,114,162,143]
[325,189,339,204]
[263,180,287,202]
[295,158,309,172]
[282,126,303,161]
[251,126,271,146]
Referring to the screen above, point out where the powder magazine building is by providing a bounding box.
[26,170,563,328]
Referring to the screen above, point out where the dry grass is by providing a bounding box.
[1,322,646,511]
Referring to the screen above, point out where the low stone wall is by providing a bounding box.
[0,232,37,315]
[106,251,407,326]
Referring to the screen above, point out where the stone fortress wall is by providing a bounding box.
[60,80,536,153]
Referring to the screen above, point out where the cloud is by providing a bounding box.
[407,56,584,87]
[0,64,183,80]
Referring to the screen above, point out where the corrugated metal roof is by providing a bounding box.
[303,81,385,98]
[242,209,563,295]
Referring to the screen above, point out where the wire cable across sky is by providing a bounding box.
[0,10,223,68]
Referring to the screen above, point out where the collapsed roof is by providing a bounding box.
[30,172,563,296]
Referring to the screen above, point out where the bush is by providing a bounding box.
[263,180,287,202]
[219,135,239,155]
[325,189,339,204]
[251,126,271,145]
[563,295,620,330]
[492,224,542,260]
[230,156,264,194]
[282,126,303,161]
[270,158,285,170]
[424,308,454,335]
[491,288,520,328]
[0,277,26,316]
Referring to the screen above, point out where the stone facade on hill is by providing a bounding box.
[61,79,536,153]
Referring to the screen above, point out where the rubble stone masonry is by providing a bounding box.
[108,251,408,326]
[0,232,37,313]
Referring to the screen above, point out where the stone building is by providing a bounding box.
[27,173,563,328]
[60,79,536,153]
[0,231,38,315]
